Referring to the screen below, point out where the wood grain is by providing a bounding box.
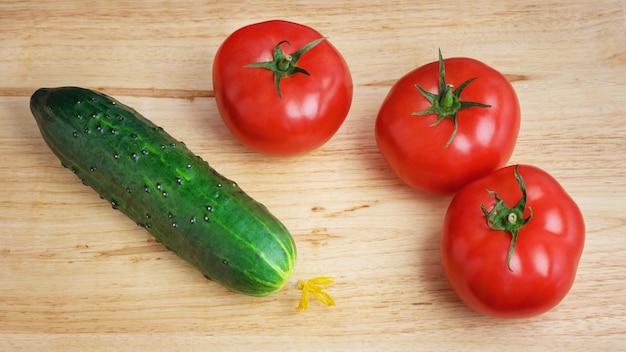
[1,0,625,350]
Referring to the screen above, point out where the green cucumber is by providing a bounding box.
[30,87,296,296]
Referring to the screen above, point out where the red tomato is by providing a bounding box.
[375,51,520,194]
[440,164,585,318]
[212,20,353,156]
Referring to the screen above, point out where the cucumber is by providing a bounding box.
[30,87,296,296]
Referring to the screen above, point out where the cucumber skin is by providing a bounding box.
[30,87,296,296]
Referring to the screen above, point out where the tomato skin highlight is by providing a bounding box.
[440,164,585,318]
[375,56,520,194]
[212,20,353,156]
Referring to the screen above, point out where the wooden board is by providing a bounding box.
[1,1,625,350]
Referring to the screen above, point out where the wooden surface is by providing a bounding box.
[1,1,625,350]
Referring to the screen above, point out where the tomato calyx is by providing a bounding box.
[412,50,492,147]
[246,37,326,98]
[480,165,533,271]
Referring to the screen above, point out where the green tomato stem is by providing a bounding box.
[246,37,326,98]
[277,54,293,72]
[480,165,533,271]
[412,49,492,148]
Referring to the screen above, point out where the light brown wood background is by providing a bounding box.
[1,1,625,350]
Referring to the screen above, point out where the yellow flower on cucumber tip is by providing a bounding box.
[296,276,336,312]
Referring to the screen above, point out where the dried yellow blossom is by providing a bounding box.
[296,276,336,312]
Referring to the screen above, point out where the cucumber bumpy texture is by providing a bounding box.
[30,87,296,296]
